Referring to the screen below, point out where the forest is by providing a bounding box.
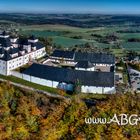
[1,14,140,27]
[0,81,140,140]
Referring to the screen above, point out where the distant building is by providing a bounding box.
[0,32,46,75]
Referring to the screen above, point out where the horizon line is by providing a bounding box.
[0,11,140,16]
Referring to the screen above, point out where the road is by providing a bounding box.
[127,67,140,92]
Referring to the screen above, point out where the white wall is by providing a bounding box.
[22,75,59,88]
[10,38,18,43]
[52,81,59,88]
[21,74,115,94]
[23,75,68,90]
[0,35,9,38]
[96,64,113,66]
[9,66,116,94]
[28,39,38,43]
[81,86,115,94]
[23,74,31,81]
[0,59,6,75]
[49,57,75,64]
[7,56,24,75]
[75,67,95,71]
[11,71,23,79]
[31,76,48,86]
[3,47,46,76]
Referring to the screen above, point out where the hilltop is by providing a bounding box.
[0,82,139,139]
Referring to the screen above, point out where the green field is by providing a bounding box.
[21,24,95,32]
[121,42,140,51]
[21,30,62,37]
[119,33,140,40]
[53,36,89,47]
[20,24,114,48]
[19,24,140,54]
[110,48,125,57]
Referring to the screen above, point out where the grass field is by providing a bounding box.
[21,24,97,32]
[19,24,140,54]
[119,33,140,40]
[52,36,88,47]
[20,24,114,48]
[21,30,62,37]
[0,74,58,93]
[110,48,125,57]
[121,42,140,51]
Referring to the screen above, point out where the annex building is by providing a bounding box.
[50,50,115,66]
[22,63,115,94]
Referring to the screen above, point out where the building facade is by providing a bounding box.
[0,32,46,75]
[49,50,115,72]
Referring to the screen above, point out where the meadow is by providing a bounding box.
[20,24,140,54]
[121,42,140,51]
[21,25,94,47]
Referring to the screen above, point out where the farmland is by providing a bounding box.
[20,25,105,47]
[20,24,140,55]
[1,14,140,56]
[121,42,140,51]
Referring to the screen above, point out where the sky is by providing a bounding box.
[0,0,140,14]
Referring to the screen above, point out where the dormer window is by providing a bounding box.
[0,54,4,58]
[23,45,31,53]
[0,31,9,38]
[28,35,38,43]
[10,38,18,43]
[4,47,10,51]
[10,53,18,58]
[12,44,18,48]
[20,50,25,55]
[23,44,30,49]
[32,46,36,51]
